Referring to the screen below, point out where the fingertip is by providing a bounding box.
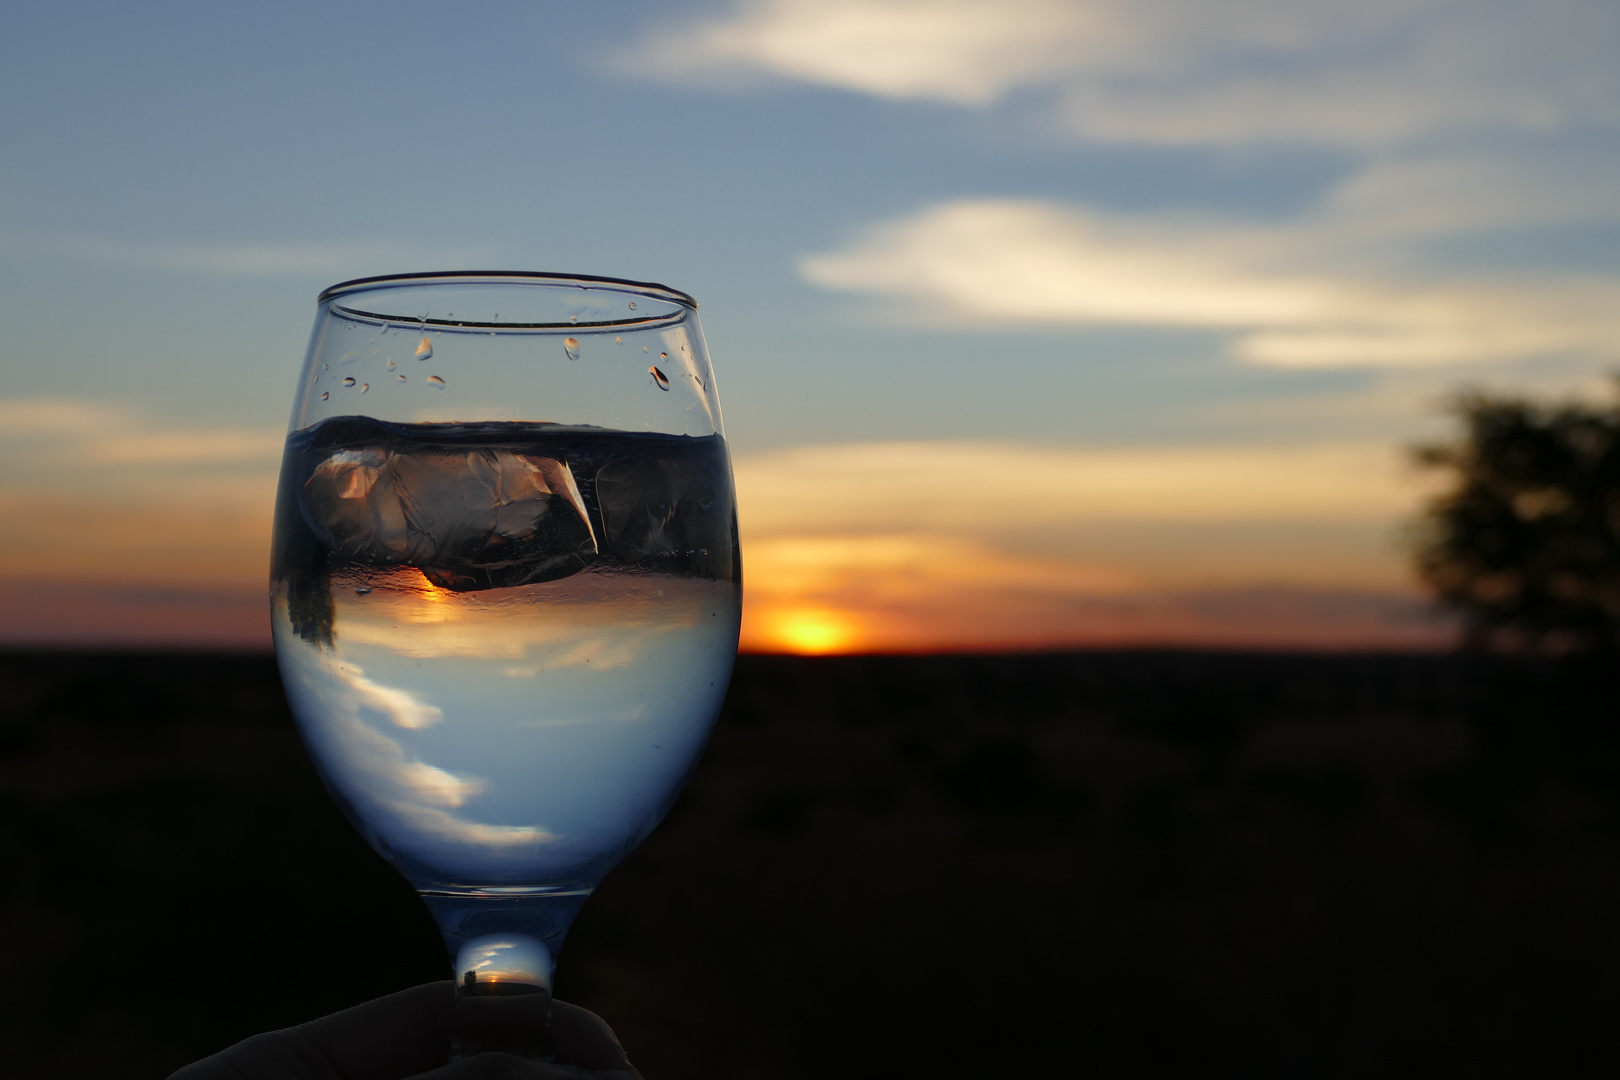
[550,1000,631,1072]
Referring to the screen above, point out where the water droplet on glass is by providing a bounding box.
[569,315,578,324]
[368,338,376,344]
[615,336,623,344]
[660,351,668,359]
[415,337,433,361]
[309,374,318,384]
[337,351,359,364]
[427,375,446,388]
[342,377,356,387]
[387,359,397,369]
[356,586,373,595]
[642,346,649,353]
[397,374,407,382]
[361,383,370,393]
[628,301,637,310]
[379,323,389,335]
[320,391,329,400]
[648,366,670,391]
[563,337,580,361]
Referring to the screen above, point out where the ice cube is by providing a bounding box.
[595,454,725,566]
[301,447,598,591]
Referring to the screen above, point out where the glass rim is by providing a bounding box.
[317,270,699,311]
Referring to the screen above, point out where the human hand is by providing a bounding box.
[168,981,643,1080]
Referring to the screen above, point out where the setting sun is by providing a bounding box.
[753,607,862,655]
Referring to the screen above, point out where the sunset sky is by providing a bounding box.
[2,0,1617,652]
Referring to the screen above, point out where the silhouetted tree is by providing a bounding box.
[1413,383,1620,654]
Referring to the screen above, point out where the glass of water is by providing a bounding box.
[270,272,741,1059]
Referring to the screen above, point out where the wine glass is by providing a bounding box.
[270,272,740,1059]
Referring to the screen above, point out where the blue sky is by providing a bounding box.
[3,0,1617,648]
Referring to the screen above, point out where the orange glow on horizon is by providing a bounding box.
[752,607,863,655]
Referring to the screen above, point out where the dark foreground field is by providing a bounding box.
[1,650,1618,1078]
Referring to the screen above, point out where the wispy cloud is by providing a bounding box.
[800,199,1620,368]
[0,397,127,436]
[0,490,272,584]
[625,0,1618,147]
[283,651,556,853]
[732,437,1449,651]
[623,0,1087,105]
[0,397,282,585]
[736,438,1426,532]
[0,397,282,466]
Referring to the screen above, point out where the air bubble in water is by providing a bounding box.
[415,337,433,361]
[427,375,446,388]
[648,366,670,391]
[563,337,580,361]
[342,377,356,387]
[320,391,329,400]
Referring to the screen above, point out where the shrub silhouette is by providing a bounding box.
[1413,382,1620,654]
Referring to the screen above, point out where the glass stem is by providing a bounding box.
[420,890,593,1061]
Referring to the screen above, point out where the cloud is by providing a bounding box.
[282,650,556,853]
[736,438,1426,534]
[626,0,1619,147]
[1316,147,1620,237]
[740,579,1449,653]
[0,397,127,436]
[342,661,446,731]
[731,437,1454,652]
[0,490,272,584]
[84,429,284,465]
[624,0,1088,105]
[0,398,283,586]
[0,396,282,467]
[744,534,1131,598]
[800,199,1620,367]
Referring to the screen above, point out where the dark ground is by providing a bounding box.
[1,650,1618,1079]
